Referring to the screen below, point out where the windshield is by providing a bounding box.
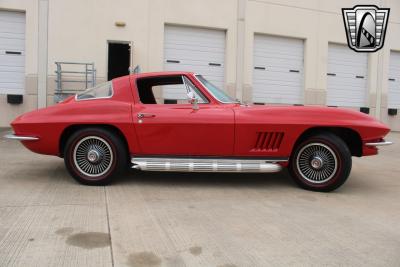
[76,81,113,100]
[195,75,238,103]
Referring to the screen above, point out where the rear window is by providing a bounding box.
[76,81,113,100]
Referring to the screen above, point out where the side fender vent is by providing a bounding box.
[253,132,284,151]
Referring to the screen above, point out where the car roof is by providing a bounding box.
[130,71,196,79]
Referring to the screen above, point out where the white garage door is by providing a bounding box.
[252,35,304,104]
[164,25,225,100]
[388,51,400,108]
[0,10,25,95]
[327,44,368,107]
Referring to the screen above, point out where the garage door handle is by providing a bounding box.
[254,66,266,70]
[289,69,300,73]
[209,63,221,66]
[356,75,364,79]
[389,78,396,82]
[5,51,22,55]
[166,60,180,64]
[327,73,336,76]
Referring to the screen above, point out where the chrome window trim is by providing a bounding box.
[75,82,114,102]
[194,74,239,104]
[182,75,209,104]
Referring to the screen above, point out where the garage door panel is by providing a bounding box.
[164,44,225,54]
[0,41,24,51]
[166,26,224,38]
[388,51,400,108]
[254,51,303,61]
[327,44,367,107]
[0,65,24,72]
[164,26,225,99]
[255,38,303,49]
[328,77,367,86]
[389,67,400,73]
[254,57,303,69]
[164,57,225,66]
[328,88,367,98]
[0,22,25,33]
[328,58,368,67]
[253,83,303,93]
[328,81,367,92]
[164,63,224,75]
[0,32,24,40]
[0,11,25,95]
[253,35,304,104]
[254,48,303,59]
[253,93,301,103]
[328,63,367,74]
[165,37,224,48]
[254,71,302,82]
[253,73,303,83]
[164,49,224,62]
[0,70,24,79]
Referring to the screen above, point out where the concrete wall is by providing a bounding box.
[1,0,400,130]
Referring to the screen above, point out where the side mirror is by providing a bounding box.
[187,91,199,110]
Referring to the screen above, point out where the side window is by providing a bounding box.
[136,75,208,104]
[76,81,113,100]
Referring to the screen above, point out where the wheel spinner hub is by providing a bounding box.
[310,156,324,169]
[73,136,113,178]
[296,143,338,184]
[87,149,102,163]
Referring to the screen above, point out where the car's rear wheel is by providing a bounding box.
[289,133,352,192]
[64,127,127,185]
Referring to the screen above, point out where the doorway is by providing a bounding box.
[107,42,131,81]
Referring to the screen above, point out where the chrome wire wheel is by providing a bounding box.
[73,136,114,178]
[296,142,338,184]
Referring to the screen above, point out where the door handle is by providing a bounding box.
[137,113,156,118]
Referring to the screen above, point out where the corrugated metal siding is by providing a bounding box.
[0,10,25,95]
[327,44,368,107]
[252,35,304,104]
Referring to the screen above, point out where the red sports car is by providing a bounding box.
[5,72,392,191]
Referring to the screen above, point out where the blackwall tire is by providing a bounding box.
[64,127,127,185]
[289,133,352,192]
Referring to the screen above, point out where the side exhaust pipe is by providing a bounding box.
[131,157,284,173]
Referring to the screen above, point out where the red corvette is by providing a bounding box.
[5,71,392,191]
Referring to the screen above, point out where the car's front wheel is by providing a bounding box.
[289,133,352,192]
[64,127,127,185]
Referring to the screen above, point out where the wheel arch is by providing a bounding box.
[59,124,130,158]
[293,127,363,157]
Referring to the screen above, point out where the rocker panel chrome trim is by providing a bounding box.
[131,157,283,173]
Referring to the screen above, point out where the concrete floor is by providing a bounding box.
[0,128,399,267]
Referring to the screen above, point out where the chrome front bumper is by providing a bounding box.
[365,140,393,146]
[3,132,39,141]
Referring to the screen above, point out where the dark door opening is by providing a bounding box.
[107,42,131,81]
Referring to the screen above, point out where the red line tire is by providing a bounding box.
[64,127,128,185]
[289,132,352,192]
